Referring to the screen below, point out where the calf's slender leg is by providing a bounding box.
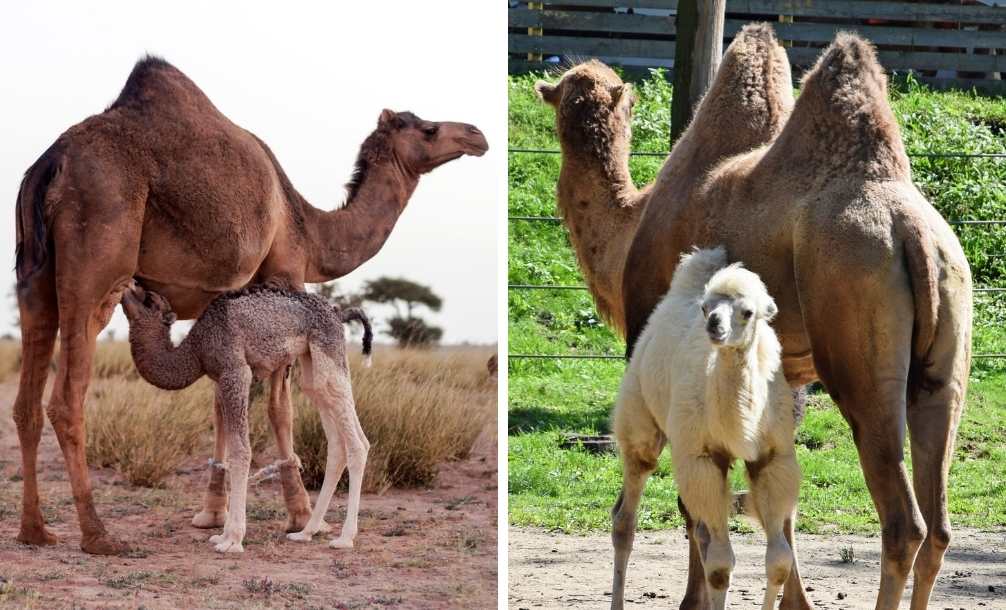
[209,366,253,553]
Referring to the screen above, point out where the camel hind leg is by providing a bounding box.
[287,351,348,542]
[289,344,368,549]
[267,368,313,532]
[906,312,969,610]
[609,372,664,610]
[12,262,59,546]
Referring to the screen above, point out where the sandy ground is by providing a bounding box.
[0,379,497,609]
[509,527,1006,609]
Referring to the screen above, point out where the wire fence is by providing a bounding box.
[508,147,1006,361]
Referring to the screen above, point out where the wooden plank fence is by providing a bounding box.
[509,0,1006,94]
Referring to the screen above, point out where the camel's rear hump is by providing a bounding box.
[774,32,910,182]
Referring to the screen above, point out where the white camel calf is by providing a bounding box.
[611,247,801,610]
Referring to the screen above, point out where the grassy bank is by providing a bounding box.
[508,69,1006,534]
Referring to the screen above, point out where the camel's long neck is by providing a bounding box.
[556,150,646,332]
[127,321,203,391]
[705,342,769,457]
[305,159,418,281]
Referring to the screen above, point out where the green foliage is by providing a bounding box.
[312,280,363,308]
[386,317,443,348]
[362,277,443,314]
[509,69,1006,533]
[361,276,444,347]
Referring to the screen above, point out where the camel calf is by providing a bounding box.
[121,283,372,553]
[612,248,802,610]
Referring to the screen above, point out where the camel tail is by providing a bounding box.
[901,211,942,403]
[14,142,64,287]
[340,307,374,367]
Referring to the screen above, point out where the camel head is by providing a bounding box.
[373,109,487,175]
[534,60,634,160]
[700,264,777,350]
[121,283,177,327]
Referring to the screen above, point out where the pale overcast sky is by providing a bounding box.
[0,2,502,344]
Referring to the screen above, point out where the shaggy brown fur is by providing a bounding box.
[539,27,971,610]
[121,284,373,553]
[11,56,486,555]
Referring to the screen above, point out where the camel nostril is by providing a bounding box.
[466,125,482,135]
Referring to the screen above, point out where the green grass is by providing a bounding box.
[508,68,1006,534]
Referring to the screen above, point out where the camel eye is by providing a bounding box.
[742,309,754,320]
[422,125,439,137]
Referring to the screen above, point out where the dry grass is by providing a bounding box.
[295,349,497,492]
[1,341,496,491]
[86,378,212,487]
[0,339,22,382]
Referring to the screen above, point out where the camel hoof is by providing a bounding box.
[284,509,312,534]
[208,533,224,544]
[328,537,354,549]
[192,510,228,529]
[213,539,244,553]
[81,533,130,556]
[317,521,332,534]
[16,524,58,547]
[286,531,313,542]
[779,594,812,610]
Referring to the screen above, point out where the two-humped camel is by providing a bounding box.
[13,56,487,555]
[536,25,971,610]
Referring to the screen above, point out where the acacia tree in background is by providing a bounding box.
[361,277,443,348]
[313,281,363,309]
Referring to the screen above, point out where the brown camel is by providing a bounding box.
[536,26,971,610]
[13,56,488,555]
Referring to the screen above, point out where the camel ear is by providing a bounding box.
[535,80,560,106]
[762,297,778,322]
[378,108,396,128]
[610,83,635,107]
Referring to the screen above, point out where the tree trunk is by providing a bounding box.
[671,0,726,142]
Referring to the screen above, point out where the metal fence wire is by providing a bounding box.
[508,147,1006,361]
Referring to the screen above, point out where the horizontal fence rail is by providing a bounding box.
[508,147,1006,159]
[510,0,1006,94]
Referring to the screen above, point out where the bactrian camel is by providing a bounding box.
[121,283,373,553]
[536,25,971,610]
[614,247,802,610]
[13,56,488,555]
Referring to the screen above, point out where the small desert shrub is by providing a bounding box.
[86,378,212,487]
[294,348,496,492]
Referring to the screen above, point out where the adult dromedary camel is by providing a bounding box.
[536,26,971,610]
[13,56,488,555]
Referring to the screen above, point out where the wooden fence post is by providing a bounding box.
[671,0,726,143]
[528,2,543,62]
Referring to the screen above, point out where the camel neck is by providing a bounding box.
[304,157,418,281]
[555,150,645,332]
[128,322,203,391]
[707,345,767,439]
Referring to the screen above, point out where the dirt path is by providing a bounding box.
[0,379,497,609]
[509,527,1006,609]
